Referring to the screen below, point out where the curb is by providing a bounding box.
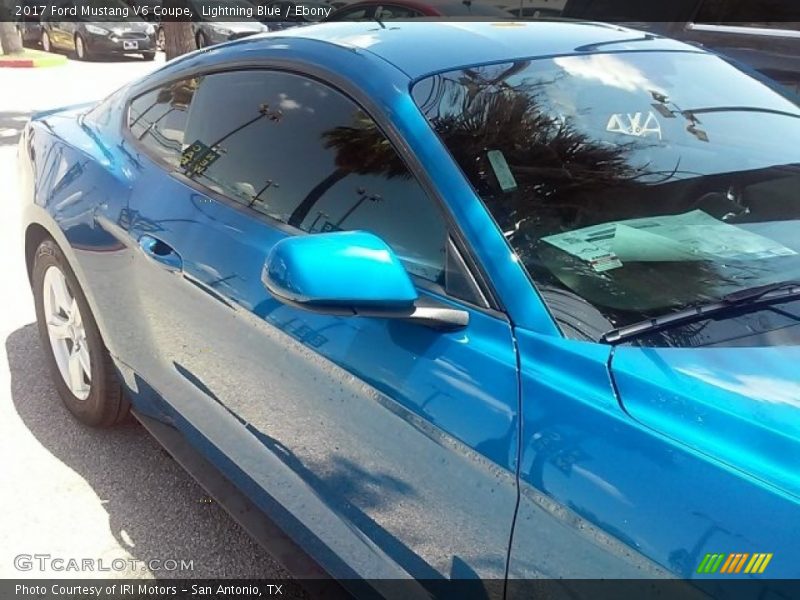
[0,52,68,68]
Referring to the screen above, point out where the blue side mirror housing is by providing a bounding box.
[262,231,419,312]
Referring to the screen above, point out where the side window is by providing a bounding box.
[143,70,448,286]
[84,85,128,129]
[128,78,199,167]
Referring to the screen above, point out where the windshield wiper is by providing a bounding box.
[601,280,800,344]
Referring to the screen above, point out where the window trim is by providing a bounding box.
[121,63,501,315]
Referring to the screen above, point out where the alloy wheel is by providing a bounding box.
[75,35,85,60]
[42,265,91,400]
[41,31,50,52]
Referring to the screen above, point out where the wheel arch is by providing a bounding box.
[24,217,116,358]
[25,222,52,285]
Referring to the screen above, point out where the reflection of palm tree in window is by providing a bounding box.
[188,103,284,203]
[287,112,409,229]
[417,67,757,321]
[336,189,382,229]
[203,103,283,158]
[459,60,531,103]
[418,69,672,238]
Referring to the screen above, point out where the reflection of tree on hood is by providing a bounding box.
[287,112,409,228]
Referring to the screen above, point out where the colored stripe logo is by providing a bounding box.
[697,553,773,574]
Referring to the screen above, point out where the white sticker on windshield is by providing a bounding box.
[487,150,518,193]
[606,111,662,139]
[542,209,797,272]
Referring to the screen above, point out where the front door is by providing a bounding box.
[120,66,521,584]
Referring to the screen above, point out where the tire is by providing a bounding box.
[142,51,155,61]
[156,27,165,51]
[14,25,24,48]
[32,239,129,427]
[74,33,90,61]
[41,29,51,53]
[196,31,207,49]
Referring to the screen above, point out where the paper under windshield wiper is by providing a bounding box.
[601,280,800,344]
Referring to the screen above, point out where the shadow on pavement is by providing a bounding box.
[0,111,32,147]
[5,322,289,579]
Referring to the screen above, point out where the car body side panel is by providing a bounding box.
[509,330,800,582]
[115,160,520,581]
[88,43,528,581]
[611,346,800,504]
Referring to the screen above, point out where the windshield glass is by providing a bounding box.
[413,51,800,333]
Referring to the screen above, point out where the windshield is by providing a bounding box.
[413,51,800,334]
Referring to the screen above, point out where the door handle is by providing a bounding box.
[138,235,183,271]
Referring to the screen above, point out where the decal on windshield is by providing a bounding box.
[542,209,797,272]
[606,111,662,139]
[487,150,518,193]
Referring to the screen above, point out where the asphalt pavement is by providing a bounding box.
[0,53,291,580]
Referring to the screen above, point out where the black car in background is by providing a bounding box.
[558,0,800,90]
[15,0,45,46]
[40,0,157,60]
[154,0,277,51]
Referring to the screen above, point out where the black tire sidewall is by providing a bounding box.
[32,240,118,426]
[75,34,89,60]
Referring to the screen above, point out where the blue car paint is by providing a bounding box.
[612,346,800,502]
[117,157,522,580]
[511,332,799,581]
[264,231,419,308]
[17,21,800,586]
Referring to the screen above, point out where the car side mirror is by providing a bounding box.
[262,231,468,331]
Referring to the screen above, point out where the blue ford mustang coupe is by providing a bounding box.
[18,20,800,590]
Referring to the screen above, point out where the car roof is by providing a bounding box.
[264,20,698,79]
